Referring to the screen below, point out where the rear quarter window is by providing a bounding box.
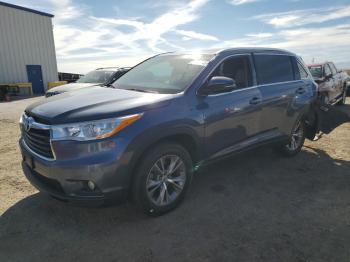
[254,54,294,85]
[297,61,309,79]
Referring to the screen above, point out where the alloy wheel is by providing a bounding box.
[146,155,187,206]
[286,121,304,151]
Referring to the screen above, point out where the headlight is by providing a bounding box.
[51,113,143,141]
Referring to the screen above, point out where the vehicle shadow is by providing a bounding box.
[318,103,350,134]
[1,145,350,262]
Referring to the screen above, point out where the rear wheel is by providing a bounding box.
[132,143,193,216]
[279,119,305,157]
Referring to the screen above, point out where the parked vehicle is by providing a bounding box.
[307,62,348,105]
[58,72,84,83]
[20,48,319,215]
[46,67,130,97]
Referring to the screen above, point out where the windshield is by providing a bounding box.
[76,70,115,83]
[112,54,214,94]
[308,66,323,79]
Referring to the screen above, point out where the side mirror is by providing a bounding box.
[198,76,236,96]
[325,73,333,80]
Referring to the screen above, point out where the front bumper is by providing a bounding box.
[20,138,130,206]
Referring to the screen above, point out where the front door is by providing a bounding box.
[26,65,44,94]
[201,55,262,159]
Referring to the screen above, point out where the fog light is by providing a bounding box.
[87,181,95,190]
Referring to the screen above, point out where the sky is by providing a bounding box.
[9,0,350,73]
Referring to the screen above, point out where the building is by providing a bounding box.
[0,1,58,94]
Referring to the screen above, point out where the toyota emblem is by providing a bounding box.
[24,116,34,132]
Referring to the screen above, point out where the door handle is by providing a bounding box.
[296,87,306,94]
[249,96,261,105]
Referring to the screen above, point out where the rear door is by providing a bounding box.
[253,53,308,136]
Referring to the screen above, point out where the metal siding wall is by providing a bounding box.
[0,5,58,90]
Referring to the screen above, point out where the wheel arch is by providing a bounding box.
[126,129,201,197]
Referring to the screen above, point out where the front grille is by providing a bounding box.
[23,128,54,159]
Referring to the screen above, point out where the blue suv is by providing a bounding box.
[20,48,319,215]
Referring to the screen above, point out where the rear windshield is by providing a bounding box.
[308,66,323,78]
[112,54,214,94]
[76,70,114,83]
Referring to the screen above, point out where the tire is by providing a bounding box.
[132,142,193,216]
[278,118,306,157]
[337,85,347,105]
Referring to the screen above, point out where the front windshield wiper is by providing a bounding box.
[124,88,159,94]
[126,88,158,94]
[110,84,160,93]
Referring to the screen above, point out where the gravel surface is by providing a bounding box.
[0,97,350,262]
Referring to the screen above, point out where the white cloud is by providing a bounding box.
[46,0,84,21]
[210,24,350,68]
[254,5,350,28]
[175,30,218,41]
[245,32,273,38]
[268,15,299,27]
[18,0,211,73]
[228,0,260,5]
[8,0,350,72]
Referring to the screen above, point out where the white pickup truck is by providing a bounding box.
[308,62,349,105]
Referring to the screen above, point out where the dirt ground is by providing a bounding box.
[0,97,350,262]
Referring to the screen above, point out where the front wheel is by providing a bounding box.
[132,143,193,216]
[278,119,306,157]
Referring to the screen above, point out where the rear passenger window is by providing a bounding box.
[297,62,308,79]
[254,54,294,85]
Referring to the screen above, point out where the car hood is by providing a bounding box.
[47,82,100,93]
[26,87,175,124]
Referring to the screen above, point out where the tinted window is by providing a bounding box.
[297,62,308,79]
[76,70,114,83]
[254,54,294,85]
[308,66,323,78]
[212,55,252,88]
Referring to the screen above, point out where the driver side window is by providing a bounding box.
[324,64,332,76]
[212,55,253,88]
